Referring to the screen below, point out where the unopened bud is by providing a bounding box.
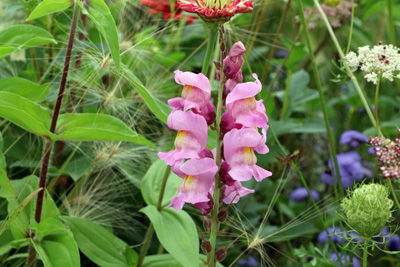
[218,207,228,222]
[203,217,212,234]
[214,61,221,70]
[201,239,212,254]
[215,246,228,262]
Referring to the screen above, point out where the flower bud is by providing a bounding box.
[215,246,228,262]
[203,217,212,234]
[201,239,212,254]
[341,183,394,238]
[218,207,228,222]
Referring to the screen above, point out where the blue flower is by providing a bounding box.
[321,151,372,189]
[329,252,361,267]
[289,187,320,202]
[236,255,258,267]
[317,227,347,244]
[339,130,368,148]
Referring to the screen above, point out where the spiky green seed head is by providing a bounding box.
[341,183,394,238]
[325,0,341,7]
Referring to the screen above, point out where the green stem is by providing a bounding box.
[345,0,355,54]
[374,76,381,136]
[260,0,292,84]
[137,165,171,267]
[387,0,395,45]
[299,0,344,199]
[208,25,225,267]
[202,28,218,75]
[279,70,291,121]
[387,179,400,211]
[363,239,369,267]
[312,0,380,136]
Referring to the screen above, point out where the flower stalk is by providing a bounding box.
[208,24,226,267]
[27,3,80,266]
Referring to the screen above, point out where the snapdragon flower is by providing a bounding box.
[223,128,271,182]
[170,158,218,210]
[178,0,253,23]
[169,70,216,124]
[158,110,208,166]
[221,74,268,133]
[223,181,254,204]
[345,42,400,84]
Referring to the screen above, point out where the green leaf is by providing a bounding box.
[6,176,60,239]
[0,92,53,138]
[0,227,14,256]
[31,230,80,267]
[122,65,170,123]
[27,0,73,21]
[76,0,120,70]
[0,77,50,102]
[0,24,56,58]
[61,216,138,267]
[140,206,199,267]
[0,167,16,198]
[0,131,5,169]
[31,218,67,242]
[2,188,42,236]
[141,160,181,207]
[55,113,156,147]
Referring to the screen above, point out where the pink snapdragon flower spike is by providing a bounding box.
[223,128,271,182]
[170,158,218,210]
[169,70,216,124]
[221,74,268,132]
[223,181,254,204]
[158,111,208,166]
[178,0,253,22]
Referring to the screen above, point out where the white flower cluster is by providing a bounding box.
[345,42,400,84]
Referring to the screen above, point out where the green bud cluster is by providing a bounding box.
[341,183,394,238]
[325,0,341,7]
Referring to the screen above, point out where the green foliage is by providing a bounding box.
[76,0,120,70]
[0,92,53,138]
[30,230,80,267]
[143,254,224,267]
[26,0,73,21]
[55,113,156,147]
[0,77,50,102]
[61,216,138,267]
[141,160,181,207]
[140,206,199,267]
[0,24,56,58]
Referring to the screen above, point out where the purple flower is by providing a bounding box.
[329,252,361,267]
[339,130,368,148]
[289,187,320,202]
[274,49,288,59]
[317,227,347,244]
[321,151,371,189]
[236,255,258,267]
[378,227,400,251]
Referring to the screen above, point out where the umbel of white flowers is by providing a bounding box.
[341,183,394,238]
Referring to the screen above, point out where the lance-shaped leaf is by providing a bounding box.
[0,24,56,58]
[0,77,50,102]
[55,113,156,147]
[140,206,199,267]
[27,0,74,21]
[76,0,120,70]
[30,230,80,267]
[122,64,170,123]
[0,167,16,198]
[0,92,53,139]
[61,216,138,267]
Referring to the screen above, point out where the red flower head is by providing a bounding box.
[141,0,197,23]
[178,0,253,23]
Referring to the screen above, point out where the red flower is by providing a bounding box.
[141,0,197,23]
[178,0,253,23]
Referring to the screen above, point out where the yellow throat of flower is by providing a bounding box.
[244,147,256,164]
[175,131,187,148]
[182,85,194,98]
[180,175,195,191]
